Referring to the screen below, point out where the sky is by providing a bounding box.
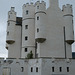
[0,0,75,58]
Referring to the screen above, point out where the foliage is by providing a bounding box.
[26,51,33,59]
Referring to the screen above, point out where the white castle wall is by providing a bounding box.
[0,58,75,75]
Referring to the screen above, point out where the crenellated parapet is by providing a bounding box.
[35,1,46,14]
[62,4,73,16]
[22,3,35,20]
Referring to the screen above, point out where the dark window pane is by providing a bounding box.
[25,48,27,52]
[25,25,28,29]
[31,67,33,72]
[36,67,38,72]
[52,67,54,72]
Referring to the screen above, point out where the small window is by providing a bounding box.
[36,67,38,72]
[25,36,28,40]
[67,67,69,72]
[37,16,39,20]
[72,20,73,24]
[21,67,24,72]
[37,6,39,9]
[8,22,10,26]
[37,28,39,32]
[7,32,9,36]
[26,10,28,15]
[25,48,27,52]
[59,67,62,72]
[52,67,54,72]
[31,67,33,72]
[25,25,28,29]
[9,15,10,18]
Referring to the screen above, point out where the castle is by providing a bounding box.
[0,0,75,75]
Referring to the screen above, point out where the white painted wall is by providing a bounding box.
[0,58,75,75]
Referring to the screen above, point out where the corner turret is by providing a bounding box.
[6,7,16,44]
[35,1,46,43]
[62,4,74,44]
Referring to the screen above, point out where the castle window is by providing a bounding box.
[36,67,38,72]
[7,32,9,36]
[37,16,39,20]
[37,6,39,9]
[25,36,28,40]
[52,67,54,72]
[8,22,10,26]
[31,67,33,72]
[67,67,69,72]
[26,10,28,15]
[59,67,62,72]
[37,28,39,32]
[25,25,28,29]
[21,67,24,72]
[25,48,27,52]
[9,15,10,18]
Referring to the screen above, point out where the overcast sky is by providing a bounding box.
[0,0,75,58]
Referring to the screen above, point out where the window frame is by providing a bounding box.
[26,10,29,15]
[25,48,28,52]
[52,67,54,72]
[36,67,38,72]
[25,25,28,29]
[31,67,33,72]
[25,36,28,41]
[37,16,39,20]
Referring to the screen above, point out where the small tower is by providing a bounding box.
[62,4,74,44]
[6,7,16,44]
[21,3,35,58]
[35,1,46,43]
[6,7,22,58]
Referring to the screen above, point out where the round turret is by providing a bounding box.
[6,7,16,44]
[35,1,46,43]
[62,4,74,44]
[22,3,35,58]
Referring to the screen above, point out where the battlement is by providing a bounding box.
[62,4,72,11]
[11,7,15,11]
[35,1,46,6]
[62,4,73,15]
[23,2,35,7]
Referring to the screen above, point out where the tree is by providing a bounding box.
[26,51,33,59]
